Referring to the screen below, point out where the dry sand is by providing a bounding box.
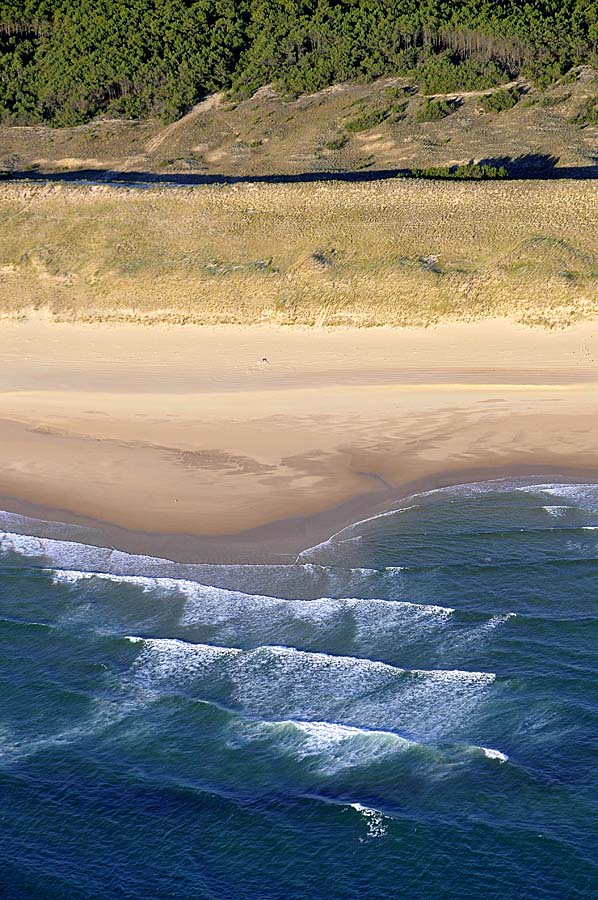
[1,319,598,561]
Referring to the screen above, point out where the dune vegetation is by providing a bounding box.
[0,179,597,328]
[1,0,597,126]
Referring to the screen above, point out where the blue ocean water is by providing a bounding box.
[0,479,597,900]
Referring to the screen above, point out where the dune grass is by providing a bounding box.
[0,179,596,328]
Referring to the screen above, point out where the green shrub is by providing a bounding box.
[523,56,571,89]
[571,97,598,127]
[345,107,390,132]
[418,52,508,94]
[557,68,580,85]
[389,100,409,122]
[384,85,415,102]
[522,92,571,108]
[355,154,375,169]
[405,164,509,180]
[324,134,349,151]
[481,87,521,113]
[414,99,457,123]
[454,163,509,179]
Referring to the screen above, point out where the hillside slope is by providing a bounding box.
[2,71,597,180]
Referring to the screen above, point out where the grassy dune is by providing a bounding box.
[2,72,597,179]
[0,179,597,328]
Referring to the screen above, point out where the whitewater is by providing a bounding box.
[0,479,597,899]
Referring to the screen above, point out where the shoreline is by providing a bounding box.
[2,318,598,564]
[2,463,598,566]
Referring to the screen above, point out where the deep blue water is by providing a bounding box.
[0,479,597,900]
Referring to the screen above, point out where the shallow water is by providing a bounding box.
[1,479,597,899]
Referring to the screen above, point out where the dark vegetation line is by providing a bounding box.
[0,0,597,127]
[5,155,598,185]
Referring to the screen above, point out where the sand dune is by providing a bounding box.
[1,179,597,329]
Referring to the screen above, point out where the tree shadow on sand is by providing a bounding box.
[3,153,598,186]
[478,152,598,179]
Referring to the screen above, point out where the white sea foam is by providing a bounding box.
[181,588,455,650]
[299,475,563,563]
[129,637,238,689]
[49,569,448,619]
[348,802,389,839]
[492,612,516,624]
[289,719,411,748]
[49,569,456,650]
[0,531,133,573]
[541,505,570,517]
[233,718,417,775]
[0,510,52,532]
[466,612,517,646]
[1,527,414,602]
[297,506,418,561]
[518,483,598,510]
[51,569,221,600]
[127,637,496,742]
[129,637,496,688]
[0,531,59,559]
[52,569,141,587]
[480,746,509,763]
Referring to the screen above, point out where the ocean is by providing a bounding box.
[0,479,597,899]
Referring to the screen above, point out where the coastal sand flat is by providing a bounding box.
[1,320,598,560]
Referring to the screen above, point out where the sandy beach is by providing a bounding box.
[0,318,597,561]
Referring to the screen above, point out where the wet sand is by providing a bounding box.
[1,319,598,561]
